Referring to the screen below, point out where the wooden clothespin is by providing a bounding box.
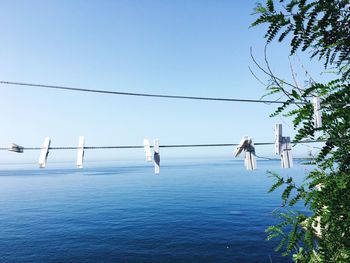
[143,139,152,162]
[281,136,293,168]
[76,136,85,168]
[274,124,282,155]
[234,136,257,170]
[8,143,24,153]
[38,137,51,168]
[313,97,322,128]
[153,139,160,174]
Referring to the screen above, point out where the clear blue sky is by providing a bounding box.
[0,0,326,166]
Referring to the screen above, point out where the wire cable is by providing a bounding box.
[0,80,308,105]
[0,140,326,151]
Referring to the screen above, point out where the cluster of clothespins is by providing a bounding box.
[233,123,293,170]
[2,78,325,174]
[233,97,322,171]
[7,137,86,169]
[4,97,323,173]
[7,137,162,173]
[5,124,315,174]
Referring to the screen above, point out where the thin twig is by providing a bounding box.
[248,66,268,87]
[250,46,297,90]
[263,44,302,109]
[288,56,304,93]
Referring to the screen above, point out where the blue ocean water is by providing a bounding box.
[0,160,309,262]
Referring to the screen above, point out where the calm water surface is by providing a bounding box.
[0,160,309,262]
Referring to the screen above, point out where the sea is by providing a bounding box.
[0,159,310,262]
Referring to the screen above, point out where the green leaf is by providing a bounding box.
[291,89,301,99]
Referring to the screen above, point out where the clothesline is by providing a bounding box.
[0,80,308,105]
[0,139,325,151]
[0,80,330,172]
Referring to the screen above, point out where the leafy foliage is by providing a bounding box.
[252,0,350,80]
[252,1,350,262]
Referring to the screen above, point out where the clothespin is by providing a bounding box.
[76,136,85,168]
[274,124,293,168]
[245,140,257,170]
[313,97,322,128]
[38,137,51,168]
[8,143,24,153]
[234,136,257,170]
[234,136,250,157]
[281,136,293,168]
[143,139,152,162]
[274,124,282,155]
[153,139,160,174]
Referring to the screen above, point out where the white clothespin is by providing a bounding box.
[38,137,51,168]
[274,124,293,168]
[234,136,250,157]
[313,97,322,128]
[274,124,282,155]
[143,139,152,162]
[281,136,293,168]
[245,140,257,170]
[153,139,160,174]
[234,136,257,170]
[8,143,24,153]
[76,136,85,168]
